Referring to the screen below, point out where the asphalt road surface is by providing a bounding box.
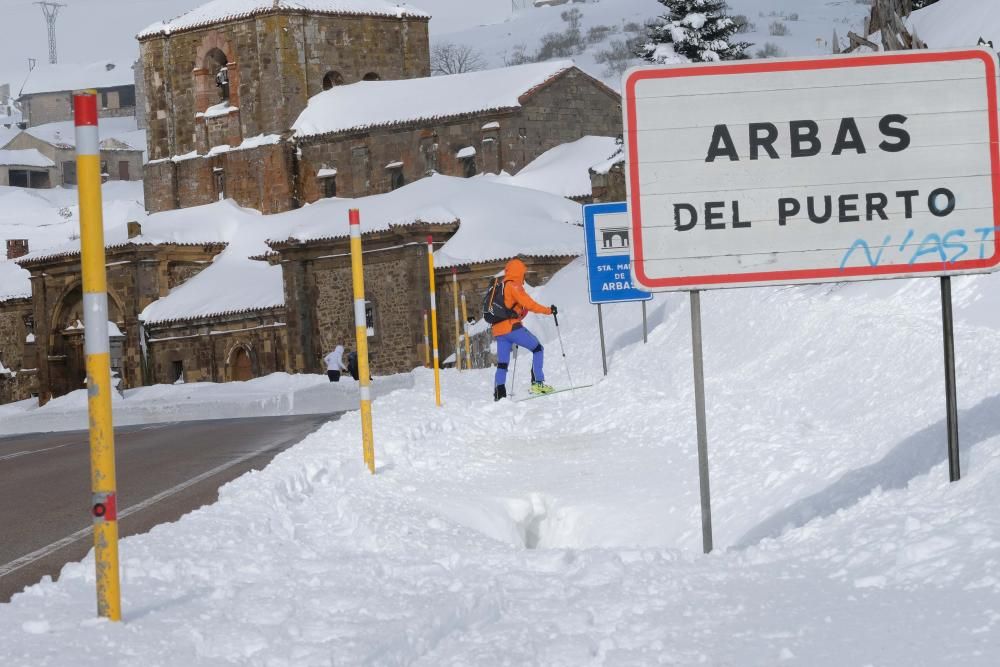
[0,414,334,603]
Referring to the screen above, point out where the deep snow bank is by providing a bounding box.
[0,372,413,435]
[2,258,1000,663]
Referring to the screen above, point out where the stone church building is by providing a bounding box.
[139,0,620,214]
[2,0,622,405]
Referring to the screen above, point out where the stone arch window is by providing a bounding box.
[322,71,344,91]
[194,34,237,114]
[204,48,230,101]
[362,72,381,81]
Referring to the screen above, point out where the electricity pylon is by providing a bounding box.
[35,2,66,65]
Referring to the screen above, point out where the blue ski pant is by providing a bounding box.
[495,326,544,387]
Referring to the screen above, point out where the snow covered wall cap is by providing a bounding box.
[138,0,430,39]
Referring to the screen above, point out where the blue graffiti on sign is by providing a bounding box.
[839,226,1000,270]
[584,202,652,304]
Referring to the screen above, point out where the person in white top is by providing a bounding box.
[324,345,348,382]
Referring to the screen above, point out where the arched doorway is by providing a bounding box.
[49,284,124,398]
[362,72,381,81]
[229,346,254,382]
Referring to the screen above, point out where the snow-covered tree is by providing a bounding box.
[637,0,751,64]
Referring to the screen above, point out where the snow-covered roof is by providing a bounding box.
[293,60,577,138]
[482,136,619,199]
[138,0,430,39]
[908,0,1000,48]
[14,198,239,266]
[269,173,583,267]
[19,61,135,97]
[589,147,624,176]
[0,149,55,169]
[140,236,284,324]
[17,117,144,152]
[0,260,32,302]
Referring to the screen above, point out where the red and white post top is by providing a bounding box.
[73,92,100,157]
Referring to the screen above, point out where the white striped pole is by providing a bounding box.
[451,268,462,371]
[460,293,472,370]
[349,209,375,473]
[427,236,442,406]
[74,91,121,621]
[422,310,430,368]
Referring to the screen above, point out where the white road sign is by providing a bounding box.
[623,49,1000,291]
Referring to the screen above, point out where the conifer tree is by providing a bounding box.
[637,0,751,64]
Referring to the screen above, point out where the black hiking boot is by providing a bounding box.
[494,385,507,402]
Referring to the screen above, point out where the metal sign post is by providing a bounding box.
[641,301,648,344]
[583,202,652,376]
[597,304,608,376]
[689,290,713,554]
[941,276,961,481]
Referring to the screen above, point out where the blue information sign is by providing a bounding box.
[584,202,651,304]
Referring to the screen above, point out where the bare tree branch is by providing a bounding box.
[431,41,487,76]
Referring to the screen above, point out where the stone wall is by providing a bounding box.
[277,224,457,376]
[590,161,626,204]
[0,370,37,404]
[0,297,36,405]
[296,68,622,203]
[0,297,31,372]
[146,141,295,214]
[145,308,287,384]
[274,225,574,379]
[140,12,430,162]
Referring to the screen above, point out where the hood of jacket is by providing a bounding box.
[504,258,526,284]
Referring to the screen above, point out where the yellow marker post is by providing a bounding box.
[460,293,472,370]
[422,310,430,368]
[427,236,442,406]
[74,91,121,621]
[349,209,375,473]
[451,268,462,371]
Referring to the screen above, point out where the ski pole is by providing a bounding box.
[553,312,574,387]
[510,345,519,397]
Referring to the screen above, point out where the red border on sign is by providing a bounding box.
[625,50,1000,288]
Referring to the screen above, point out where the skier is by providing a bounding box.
[324,345,348,382]
[491,258,557,401]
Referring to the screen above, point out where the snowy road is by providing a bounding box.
[0,414,332,603]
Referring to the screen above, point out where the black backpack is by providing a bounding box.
[481,277,519,324]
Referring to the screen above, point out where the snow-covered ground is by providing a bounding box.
[0,372,413,436]
[4,258,1000,663]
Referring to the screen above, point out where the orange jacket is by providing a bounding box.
[491,258,552,337]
